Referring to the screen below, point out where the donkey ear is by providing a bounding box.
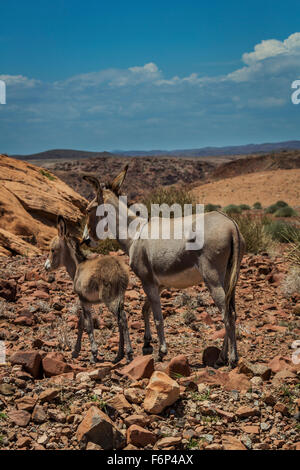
[111,164,128,193]
[57,215,67,238]
[82,175,100,192]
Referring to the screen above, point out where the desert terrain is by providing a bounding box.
[0,150,299,451]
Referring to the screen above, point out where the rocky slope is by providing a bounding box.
[192,169,300,208]
[0,251,299,450]
[0,154,87,256]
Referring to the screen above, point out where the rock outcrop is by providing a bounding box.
[0,154,87,256]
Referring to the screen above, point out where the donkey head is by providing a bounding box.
[45,215,79,271]
[81,165,128,246]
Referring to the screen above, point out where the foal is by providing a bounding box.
[45,215,133,363]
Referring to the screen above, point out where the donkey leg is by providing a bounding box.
[109,301,133,364]
[72,309,84,359]
[202,267,231,367]
[142,298,153,355]
[81,303,98,363]
[143,283,167,361]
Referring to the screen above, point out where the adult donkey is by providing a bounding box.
[82,166,245,368]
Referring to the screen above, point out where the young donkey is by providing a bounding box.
[82,167,245,368]
[45,215,133,363]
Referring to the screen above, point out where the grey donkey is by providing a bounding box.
[82,167,245,368]
[45,215,133,364]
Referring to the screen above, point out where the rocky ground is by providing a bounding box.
[0,251,299,451]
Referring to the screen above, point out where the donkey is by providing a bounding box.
[44,215,133,364]
[82,167,245,368]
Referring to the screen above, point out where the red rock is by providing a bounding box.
[121,355,154,380]
[202,347,221,367]
[143,371,180,414]
[274,402,289,416]
[211,328,226,340]
[16,396,37,411]
[0,278,17,301]
[17,437,32,448]
[108,393,132,412]
[225,370,251,393]
[154,437,182,449]
[10,350,42,378]
[242,425,260,434]
[222,435,246,450]
[167,355,191,378]
[76,406,125,450]
[127,425,156,447]
[8,410,31,427]
[236,406,260,418]
[214,408,235,422]
[32,405,46,423]
[124,415,147,427]
[39,388,59,402]
[268,356,292,374]
[42,353,72,377]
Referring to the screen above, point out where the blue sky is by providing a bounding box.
[1,0,300,154]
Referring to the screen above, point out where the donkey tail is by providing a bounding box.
[225,219,241,312]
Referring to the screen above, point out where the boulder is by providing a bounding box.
[121,355,154,380]
[143,371,180,414]
[10,350,42,378]
[76,406,125,450]
[127,425,156,447]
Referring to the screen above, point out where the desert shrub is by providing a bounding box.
[143,186,196,217]
[231,214,275,254]
[275,200,288,208]
[281,267,300,297]
[265,204,278,214]
[84,238,120,255]
[253,202,262,210]
[239,204,251,211]
[264,220,300,243]
[274,206,298,218]
[40,169,56,181]
[204,203,221,212]
[223,204,242,215]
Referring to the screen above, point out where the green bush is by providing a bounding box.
[223,204,242,215]
[204,203,221,213]
[275,200,288,208]
[231,214,275,254]
[265,204,278,214]
[274,206,298,218]
[253,202,262,210]
[142,186,196,217]
[264,220,299,243]
[239,204,251,211]
[40,169,56,181]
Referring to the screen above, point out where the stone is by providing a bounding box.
[121,355,154,380]
[202,347,221,367]
[0,279,17,301]
[127,425,156,447]
[16,396,37,411]
[167,355,191,378]
[124,387,145,404]
[17,436,31,448]
[143,371,180,414]
[268,356,292,374]
[263,393,276,406]
[10,350,42,378]
[238,359,271,380]
[222,435,247,450]
[236,406,260,418]
[154,436,182,449]
[272,369,296,386]
[0,383,14,395]
[8,410,31,427]
[242,425,260,434]
[39,388,59,402]
[32,405,47,423]
[42,353,72,377]
[108,394,132,413]
[274,402,289,416]
[124,415,147,427]
[76,406,125,450]
[225,370,251,393]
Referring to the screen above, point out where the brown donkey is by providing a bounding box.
[45,215,133,363]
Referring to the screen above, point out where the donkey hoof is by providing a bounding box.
[126,353,133,364]
[113,354,124,364]
[90,355,98,364]
[142,345,153,356]
[213,356,228,369]
[72,350,79,359]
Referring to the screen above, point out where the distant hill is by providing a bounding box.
[116,140,300,157]
[11,140,300,161]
